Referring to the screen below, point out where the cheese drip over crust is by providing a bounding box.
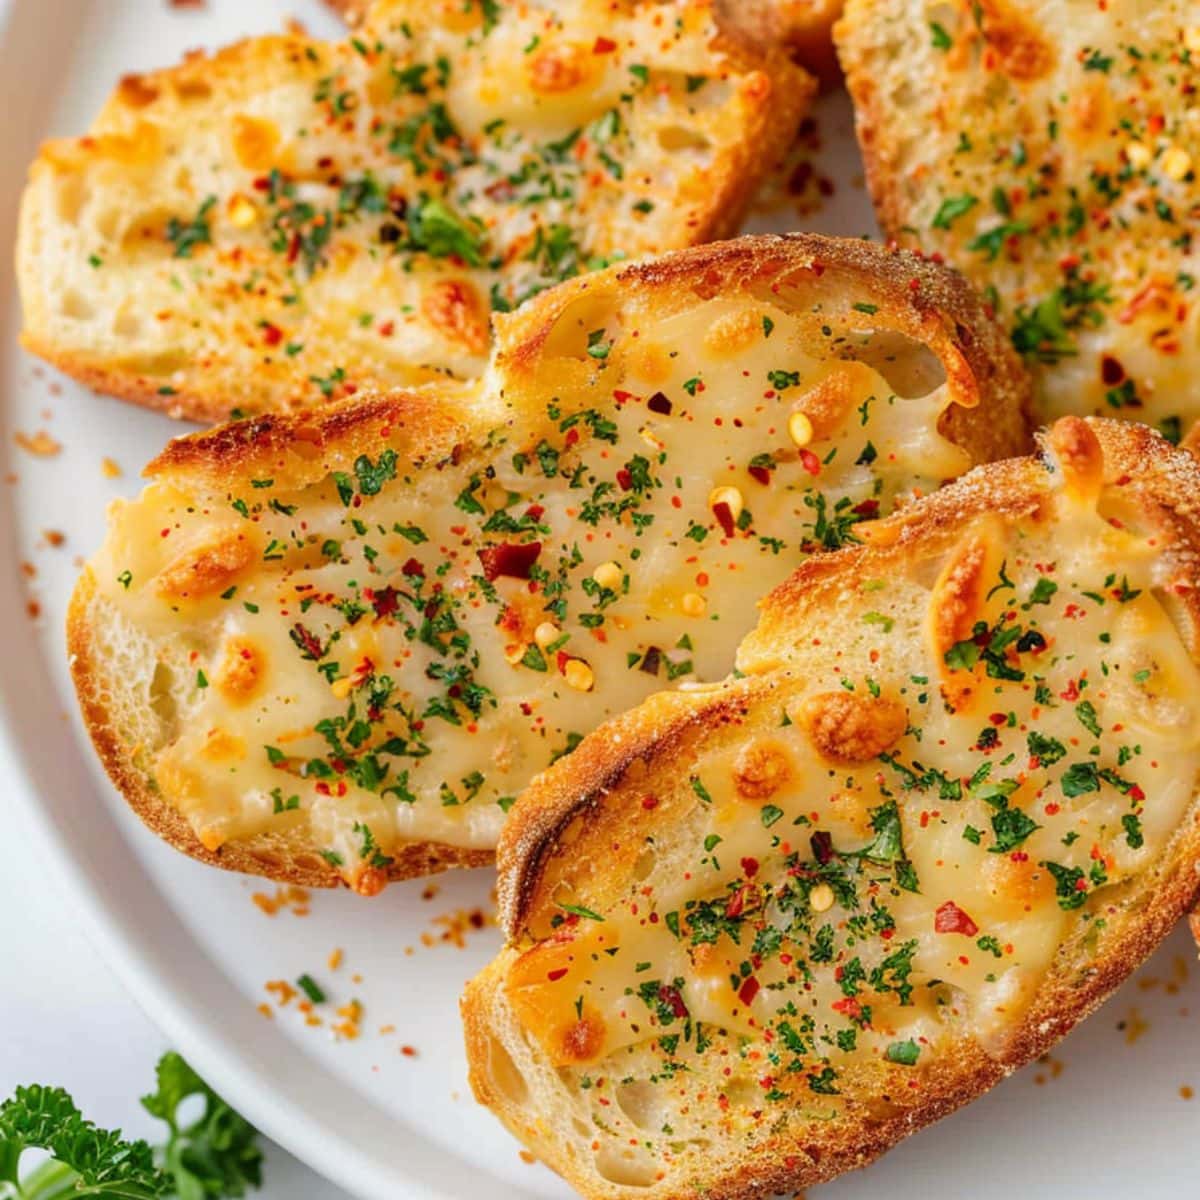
[491,422,1200,1187]
[87,284,981,889]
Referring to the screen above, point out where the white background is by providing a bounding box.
[0,820,350,1199]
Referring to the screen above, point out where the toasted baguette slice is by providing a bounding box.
[465,415,1200,1199]
[18,0,811,422]
[68,234,1029,891]
[837,1,1199,441]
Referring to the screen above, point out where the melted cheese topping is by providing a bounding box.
[504,449,1200,1163]
[92,294,971,887]
[29,0,798,415]
[848,0,1200,436]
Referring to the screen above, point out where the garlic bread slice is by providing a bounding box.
[465,416,1200,1199]
[19,0,810,421]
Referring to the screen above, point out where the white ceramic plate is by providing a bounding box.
[2,3,1198,1198]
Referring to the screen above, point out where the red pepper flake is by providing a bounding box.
[934,901,978,937]
[646,391,673,415]
[748,465,771,485]
[261,322,283,346]
[593,36,617,53]
[1100,354,1125,385]
[798,449,822,476]
[290,623,324,660]
[740,856,760,878]
[370,586,400,618]
[547,968,569,982]
[737,977,760,1006]
[659,984,688,1018]
[616,468,633,490]
[810,830,834,864]
[641,794,659,810]
[401,557,424,577]
[832,996,862,1019]
[713,500,736,538]
[478,541,542,581]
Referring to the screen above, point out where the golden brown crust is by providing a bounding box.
[68,571,492,887]
[18,330,251,426]
[472,416,1200,1199]
[770,0,846,85]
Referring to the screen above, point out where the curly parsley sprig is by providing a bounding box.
[0,1053,263,1200]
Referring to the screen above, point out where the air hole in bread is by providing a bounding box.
[721,1077,760,1111]
[632,848,656,882]
[613,1080,663,1131]
[483,1032,531,1107]
[59,288,94,321]
[1095,493,1150,540]
[93,205,124,243]
[113,309,142,339]
[841,329,947,399]
[147,660,179,736]
[910,546,950,591]
[657,125,712,154]
[592,1143,657,1188]
[538,294,620,362]
[248,848,283,869]
[55,175,88,225]
[1108,587,1200,748]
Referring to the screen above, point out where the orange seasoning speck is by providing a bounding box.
[14,430,61,457]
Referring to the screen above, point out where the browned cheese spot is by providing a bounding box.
[799,691,908,765]
[423,278,489,354]
[733,739,793,800]
[154,531,259,600]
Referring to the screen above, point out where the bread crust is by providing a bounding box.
[67,234,1031,889]
[18,3,812,422]
[466,416,1200,1199]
